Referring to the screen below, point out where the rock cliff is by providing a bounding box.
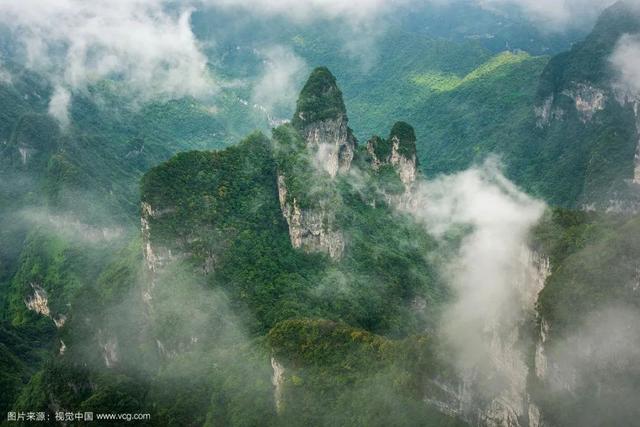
[291,67,356,178]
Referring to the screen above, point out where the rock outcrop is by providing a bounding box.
[534,83,606,127]
[563,83,606,123]
[367,121,418,187]
[276,70,422,259]
[291,67,356,178]
[276,67,354,259]
[277,175,345,260]
[367,121,419,209]
[271,357,286,414]
[141,201,178,305]
[24,282,67,328]
[620,97,640,185]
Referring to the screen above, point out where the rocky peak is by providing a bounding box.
[291,67,356,177]
[292,67,347,128]
[536,1,640,105]
[367,121,418,186]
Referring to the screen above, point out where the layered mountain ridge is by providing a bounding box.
[1,4,640,426]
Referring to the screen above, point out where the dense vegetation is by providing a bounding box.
[1,2,640,426]
[530,208,640,426]
[292,67,347,128]
[0,60,471,425]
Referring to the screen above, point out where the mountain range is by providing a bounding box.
[1,2,640,426]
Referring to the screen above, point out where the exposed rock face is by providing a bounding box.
[367,133,417,187]
[99,333,119,368]
[302,116,356,177]
[535,83,606,126]
[24,282,66,328]
[532,319,578,397]
[274,67,353,259]
[482,249,549,427]
[271,357,286,414]
[367,122,419,209]
[389,136,417,187]
[141,201,178,304]
[534,95,565,128]
[277,175,345,260]
[24,283,50,317]
[292,66,356,178]
[427,249,550,427]
[563,83,606,123]
[598,93,640,212]
[18,147,32,165]
[534,319,550,380]
[141,202,177,274]
[624,98,640,185]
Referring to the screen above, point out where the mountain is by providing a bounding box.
[134,66,640,426]
[3,67,464,426]
[3,63,633,426]
[531,208,640,426]
[1,3,640,427]
[305,1,640,211]
[529,1,640,208]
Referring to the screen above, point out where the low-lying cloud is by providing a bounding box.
[251,46,308,115]
[611,33,640,97]
[404,158,546,370]
[0,0,214,124]
[478,0,619,30]
[1,0,631,128]
[19,208,126,244]
[202,0,404,24]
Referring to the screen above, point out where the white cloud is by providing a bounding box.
[206,0,629,31]
[1,0,635,126]
[48,85,72,127]
[201,0,410,69]
[611,33,640,97]
[19,208,125,243]
[549,306,640,388]
[0,58,11,84]
[251,46,308,114]
[403,158,546,372]
[478,0,619,29]
[201,0,402,24]
[0,0,215,123]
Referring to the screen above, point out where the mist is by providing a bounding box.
[2,1,640,425]
[478,0,620,29]
[0,1,215,121]
[1,0,628,128]
[408,159,545,370]
[611,33,640,97]
[251,46,308,116]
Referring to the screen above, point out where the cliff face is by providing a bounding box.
[632,100,640,184]
[532,1,640,212]
[275,68,356,259]
[367,122,418,187]
[24,282,67,328]
[299,117,356,177]
[428,249,551,427]
[291,67,356,178]
[274,69,422,260]
[366,122,419,211]
[140,201,179,306]
[277,174,345,259]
